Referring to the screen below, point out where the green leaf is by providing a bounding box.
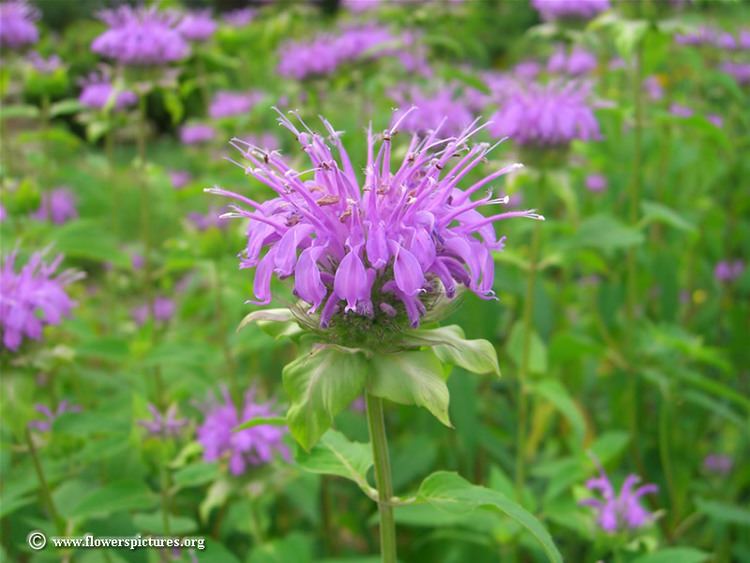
[238,308,303,339]
[283,345,369,450]
[404,325,500,376]
[50,99,82,117]
[416,472,563,563]
[530,379,586,446]
[163,90,184,125]
[172,462,220,489]
[296,430,373,494]
[247,533,313,563]
[632,547,710,563]
[640,201,696,233]
[234,416,287,432]
[369,350,452,427]
[52,220,130,267]
[695,498,750,527]
[572,214,645,252]
[507,322,548,375]
[132,512,198,534]
[0,104,39,119]
[68,481,157,520]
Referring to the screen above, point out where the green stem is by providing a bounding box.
[159,445,171,536]
[365,393,397,563]
[136,94,153,315]
[25,428,65,535]
[658,391,678,534]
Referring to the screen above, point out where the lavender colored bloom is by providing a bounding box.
[703,454,733,475]
[532,0,609,22]
[489,81,601,147]
[608,57,628,71]
[222,8,256,28]
[714,260,744,283]
[547,45,597,76]
[138,404,188,438]
[92,6,189,67]
[131,296,176,326]
[131,253,144,271]
[28,52,62,74]
[585,174,607,193]
[187,206,229,232]
[169,170,192,189]
[30,187,78,225]
[209,90,264,119]
[78,71,137,111]
[389,86,474,137]
[669,103,693,118]
[179,123,216,145]
[513,60,542,80]
[580,466,659,533]
[177,10,216,42]
[208,110,541,331]
[0,252,81,351]
[643,75,664,101]
[0,0,39,50]
[707,114,723,128]
[197,388,289,475]
[28,401,81,432]
[719,61,750,86]
[0,204,6,222]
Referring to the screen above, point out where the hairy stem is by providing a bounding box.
[365,393,397,563]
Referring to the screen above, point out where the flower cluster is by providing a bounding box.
[531,0,610,22]
[78,71,137,111]
[31,187,78,225]
[547,45,597,76]
[138,404,188,438]
[703,453,733,475]
[489,81,601,147]
[28,401,81,432]
[0,0,39,50]
[714,259,744,283]
[585,174,607,193]
[209,110,541,338]
[277,25,421,80]
[197,388,289,475]
[27,52,62,74]
[180,123,216,145]
[177,10,216,43]
[209,90,264,119]
[389,86,474,137]
[676,25,750,50]
[92,6,189,67]
[580,465,659,533]
[0,251,81,351]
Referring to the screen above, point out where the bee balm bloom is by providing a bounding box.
[78,71,137,111]
[0,0,39,50]
[532,0,610,22]
[208,110,542,334]
[176,10,216,43]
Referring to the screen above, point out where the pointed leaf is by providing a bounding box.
[404,325,500,376]
[237,308,303,339]
[296,430,373,494]
[632,548,710,563]
[530,379,586,446]
[234,416,287,432]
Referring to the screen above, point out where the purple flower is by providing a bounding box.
[675,26,718,47]
[197,387,289,475]
[643,75,664,101]
[131,253,144,271]
[78,71,137,111]
[131,296,176,326]
[169,170,192,189]
[703,454,733,475]
[179,123,216,145]
[585,174,607,193]
[208,90,264,119]
[177,10,216,42]
[669,103,693,118]
[532,0,610,22]
[0,204,6,222]
[222,8,256,28]
[707,114,723,128]
[208,110,541,330]
[240,133,279,152]
[28,401,81,432]
[389,86,474,137]
[187,206,229,232]
[547,45,597,76]
[719,61,750,86]
[0,0,39,50]
[92,6,189,67]
[138,404,188,438]
[580,466,659,533]
[489,81,601,147]
[513,60,542,80]
[714,260,744,283]
[1,251,81,351]
[27,52,62,74]
[30,187,78,225]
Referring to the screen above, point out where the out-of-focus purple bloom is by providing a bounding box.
[179,123,216,145]
[670,103,693,118]
[703,453,733,475]
[131,253,144,271]
[208,110,541,329]
[513,60,541,80]
[707,114,723,127]
[675,26,718,46]
[209,90,264,119]
[30,188,78,225]
[643,76,664,101]
[547,45,597,76]
[350,396,366,412]
[222,8,256,28]
[1,252,81,351]
[585,174,607,193]
[389,86,474,137]
[138,404,188,438]
[532,0,609,22]
[78,71,137,111]
[187,206,229,232]
[177,10,216,42]
[28,401,81,432]
[240,133,279,152]
[131,296,176,326]
[489,81,601,147]
[170,170,192,190]
[0,0,39,50]
[580,465,659,533]
[92,6,189,67]
[719,61,750,85]
[197,387,289,475]
[28,52,62,74]
[341,0,381,12]
[0,204,6,222]
[714,260,744,283]
[608,57,628,71]
[739,29,750,50]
